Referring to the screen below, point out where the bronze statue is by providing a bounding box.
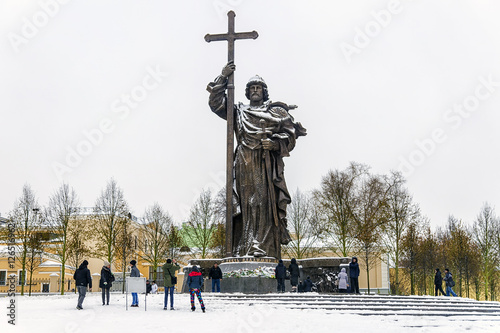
[207,62,307,258]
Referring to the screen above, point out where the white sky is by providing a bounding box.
[1,0,499,229]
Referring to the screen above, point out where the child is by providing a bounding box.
[187,266,206,312]
[151,280,158,294]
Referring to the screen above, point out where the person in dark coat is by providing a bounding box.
[73,260,92,310]
[99,261,114,305]
[275,259,286,293]
[444,269,458,297]
[187,266,205,312]
[129,260,140,307]
[162,258,180,310]
[288,258,300,292]
[303,276,313,292]
[349,257,360,294]
[209,263,223,293]
[146,280,152,294]
[434,268,446,296]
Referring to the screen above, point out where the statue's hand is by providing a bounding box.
[221,61,236,78]
[262,138,278,151]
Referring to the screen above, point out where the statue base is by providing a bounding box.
[181,257,351,294]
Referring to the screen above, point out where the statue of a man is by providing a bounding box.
[207,61,306,258]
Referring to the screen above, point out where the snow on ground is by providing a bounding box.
[1,293,499,333]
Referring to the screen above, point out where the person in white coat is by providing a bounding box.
[151,281,158,294]
[338,267,349,293]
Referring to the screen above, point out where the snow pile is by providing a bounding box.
[223,266,276,278]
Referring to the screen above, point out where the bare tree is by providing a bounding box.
[313,162,367,256]
[167,225,186,260]
[401,220,421,295]
[9,184,39,295]
[472,204,498,301]
[93,179,130,264]
[66,218,91,293]
[25,230,44,296]
[415,221,440,295]
[209,222,226,258]
[184,189,217,259]
[45,183,80,295]
[115,214,136,293]
[283,189,323,259]
[140,203,173,280]
[351,173,390,294]
[382,171,419,295]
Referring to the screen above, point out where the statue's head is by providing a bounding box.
[245,75,269,102]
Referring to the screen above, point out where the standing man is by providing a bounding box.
[73,260,92,310]
[162,258,180,310]
[130,260,140,307]
[208,63,307,258]
[275,259,286,293]
[349,257,360,294]
[434,268,446,296]
[444,268,458,297]
[209,263,223,293]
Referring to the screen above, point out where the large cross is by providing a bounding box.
[205,11,258,258]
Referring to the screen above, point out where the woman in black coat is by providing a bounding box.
[288,258,300,292]
[99,261,115,305]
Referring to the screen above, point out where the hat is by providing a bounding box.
[82,260,89,266]
[279,259,283,263]
[167,259,172,264]
[130,260,137,265]
[103,261,110,266]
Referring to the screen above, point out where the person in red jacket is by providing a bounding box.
[187,266,205,312]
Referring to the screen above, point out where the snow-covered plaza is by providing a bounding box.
[3,293,500,332]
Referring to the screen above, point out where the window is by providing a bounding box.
[0,270,6,286]
[17,270,26,286]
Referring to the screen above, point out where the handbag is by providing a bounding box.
[167,267,177,285]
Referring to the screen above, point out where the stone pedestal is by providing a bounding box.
[181,256,351,294]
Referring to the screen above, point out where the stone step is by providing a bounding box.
[206,294,499,305]
[203,294,500,316]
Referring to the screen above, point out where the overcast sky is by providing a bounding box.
[1,0,499,229]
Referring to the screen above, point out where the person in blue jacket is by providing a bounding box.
[444,268,458,297]
[187,266,206,312]
[349,257,360,294]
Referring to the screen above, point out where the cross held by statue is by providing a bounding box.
[205,11,259,258]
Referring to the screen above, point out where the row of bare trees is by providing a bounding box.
[6,179,188,295]
[282,162,500,299]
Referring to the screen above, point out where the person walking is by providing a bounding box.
[288,258,300,292]
[187,266,206,312]
[444,268,458,297]
[151,281,158,294]
[130,260,140,307]
[209,263,223,293]
[162,258,180,310]
[303,276,313,292]
[338,267,349,293]
[349,257,360,294]
[434,268,446,296]
[99,261,114,305]
[73,260,92,310]
[275,259,286,293]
